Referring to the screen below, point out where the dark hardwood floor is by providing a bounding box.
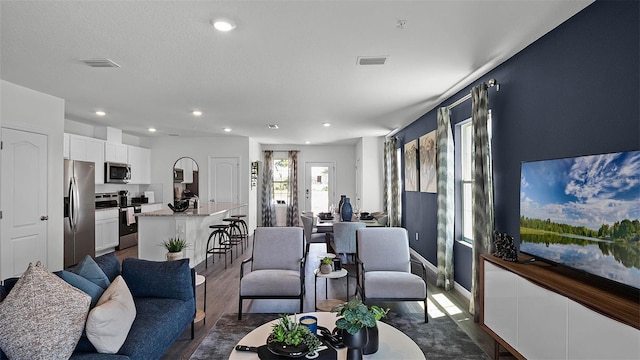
[115,242,503,360]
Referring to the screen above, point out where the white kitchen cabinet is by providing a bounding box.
[127,145,151,184]
[95,209,119,252]
[63,133,70,159]
[104,142,128,164]
[141,203,163,213]
[68,134,105,184]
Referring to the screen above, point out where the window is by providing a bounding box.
[272,158,289,203]
[458,112,491,243]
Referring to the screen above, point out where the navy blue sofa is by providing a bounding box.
[0,253,196,360]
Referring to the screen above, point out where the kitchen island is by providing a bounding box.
[136,203,247,267]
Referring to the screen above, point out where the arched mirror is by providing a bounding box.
[173,157,199,200]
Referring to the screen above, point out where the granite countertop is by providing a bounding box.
[136,203,246,217]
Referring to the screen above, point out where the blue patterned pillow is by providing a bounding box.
[56,270,105,307]
[71,255,111,290]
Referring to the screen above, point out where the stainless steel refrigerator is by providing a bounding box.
[64,159,96,268]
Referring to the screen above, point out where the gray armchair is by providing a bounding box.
[330,222,366,263]
[238,227,305,320]
[356,227,428,322]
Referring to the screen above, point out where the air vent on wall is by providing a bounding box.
[79,58,121,68]
[357,56,389,66]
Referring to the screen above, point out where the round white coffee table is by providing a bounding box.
[228,312,425,360]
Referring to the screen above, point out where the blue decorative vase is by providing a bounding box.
[341,197,353,222]
[338,195,346,215]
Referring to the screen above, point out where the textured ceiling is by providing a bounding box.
[0,0,593,144]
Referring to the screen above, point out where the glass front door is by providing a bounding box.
[304,162,334,214]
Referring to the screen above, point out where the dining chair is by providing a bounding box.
[356,227,428,322]
[301,215,326,253]
[238,227,305,320]
[331,222,366,263]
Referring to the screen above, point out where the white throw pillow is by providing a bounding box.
[86,275,137,354]
[0,262,91,359]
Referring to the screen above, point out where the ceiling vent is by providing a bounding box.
[79,58,121,68]
[357,56,388,66]
[267,124,279,130]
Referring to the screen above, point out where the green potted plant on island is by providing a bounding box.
[161,237,189,261]
[319,256,333,274]
[268,314,322,357]
[332,299,389,360]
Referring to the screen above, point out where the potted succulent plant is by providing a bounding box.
[331,299,389,360]
[267,314,322,357]
[319,256,333,274]
[161,237,189,261]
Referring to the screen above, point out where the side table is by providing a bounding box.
[195,274,206,323]
[314,268,348,311]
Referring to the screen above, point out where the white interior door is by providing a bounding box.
[208,157,239,204]
[1,128,48,279]
[304,162,334,214]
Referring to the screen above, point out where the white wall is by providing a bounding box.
[146,135,251,215]
[358,136,384,212]
[1,80,65,271]
[248,137,261,232]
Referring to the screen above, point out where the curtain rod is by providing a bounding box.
[447,79,499,110]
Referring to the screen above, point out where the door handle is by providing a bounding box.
[40,216,49,221]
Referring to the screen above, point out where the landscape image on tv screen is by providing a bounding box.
[520,150,640,290]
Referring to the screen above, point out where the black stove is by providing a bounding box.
[95,192,119,209]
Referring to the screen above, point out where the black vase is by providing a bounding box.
[341,197,353,222]
[341,328,368,360]
[363,324,379,355]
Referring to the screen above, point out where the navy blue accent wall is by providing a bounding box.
[397,0,639,291]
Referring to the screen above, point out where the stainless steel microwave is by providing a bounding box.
[104,162,131,183]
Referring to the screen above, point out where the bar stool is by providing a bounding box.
[205,224,232,269]
[230,214,249,248]
[223,218,244,256]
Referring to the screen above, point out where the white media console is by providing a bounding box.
[481,255,639,360]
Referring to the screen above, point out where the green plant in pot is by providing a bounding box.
[319,256,333,274]
[161,237,189,261]
[268,314,321,357]
[332,299,389,359]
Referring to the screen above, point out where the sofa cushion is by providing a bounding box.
[71,255,111,289]
[94,252,121,282]
[56,270,106,307]
[118,297,194,360]
[0,262,90,360]
[86,276,136,354]
[240,269,302,296]
[122,258,193,301]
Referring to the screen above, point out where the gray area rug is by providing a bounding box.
[190,312,489,360]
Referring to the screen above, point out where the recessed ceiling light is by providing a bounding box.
[267,124,279,129]
[223,127,232,132]
[95,111,106,116]
[305,141,311,144]
[148,128,156,132]
[212,18,236,32]
[192,110,202,116]
[322,122,331,127]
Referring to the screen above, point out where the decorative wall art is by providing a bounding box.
[404,140,418,192]
[419,130,437,193]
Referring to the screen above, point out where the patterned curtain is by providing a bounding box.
[261,151,275,227]
[286,151,299,226]
[383,137,401,227]
[469,84,494,321]
[436,107,455,290]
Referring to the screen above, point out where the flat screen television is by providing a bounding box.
[519,150,640,294]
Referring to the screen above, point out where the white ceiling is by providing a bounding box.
[0,0,593,145]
